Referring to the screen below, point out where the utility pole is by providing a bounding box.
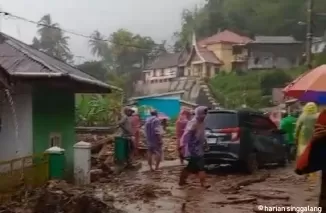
[306,0,313,69]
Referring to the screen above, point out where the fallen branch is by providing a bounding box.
[249,193,290,200]
[212,197,256,205]
[234,173,270,189]
[220,173,270,193]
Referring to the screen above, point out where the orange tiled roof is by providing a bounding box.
[198,30,252,45]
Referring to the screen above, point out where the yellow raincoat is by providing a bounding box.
[295,102,319,181]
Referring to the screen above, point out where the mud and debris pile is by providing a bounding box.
[116,183,172,203]
[77,130,179,166]
[0,180,125,213]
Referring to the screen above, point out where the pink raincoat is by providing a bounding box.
[176,109,191,156]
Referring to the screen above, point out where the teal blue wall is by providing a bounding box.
[137,97,180,119]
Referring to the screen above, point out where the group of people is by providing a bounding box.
[271,102,324,182]
[119,102,326,193]
[118,105,211,188]
[118,107,168,170]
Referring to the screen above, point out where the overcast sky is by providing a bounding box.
[0,0,203,64]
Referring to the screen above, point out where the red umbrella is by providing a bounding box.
[283,65,326,98]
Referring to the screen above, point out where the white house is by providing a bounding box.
[143,53,182,83]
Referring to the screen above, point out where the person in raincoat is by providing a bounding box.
[176,108,192,165]
[118,107,135,166]
[144,110,164,171]
[280,112,297,161]
[130,107,141,157]
[295,109,326,210]
[178,106,210,189]
[295,102,319,181]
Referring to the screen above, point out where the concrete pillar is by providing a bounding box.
[73,141,91,185]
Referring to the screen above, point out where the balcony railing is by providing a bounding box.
[233,55,248,62]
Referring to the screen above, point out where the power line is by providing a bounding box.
[0,10,173,52]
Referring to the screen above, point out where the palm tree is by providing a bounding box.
[34,14,73,62]
[89,30,110,58]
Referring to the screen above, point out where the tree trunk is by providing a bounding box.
[319,170,326,213]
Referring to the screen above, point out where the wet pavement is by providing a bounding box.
[94,161,321,213]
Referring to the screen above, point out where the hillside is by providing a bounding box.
[208,67,307,109]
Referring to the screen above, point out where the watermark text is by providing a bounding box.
[256,205,322,213]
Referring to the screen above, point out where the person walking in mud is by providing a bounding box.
[118,107,135,167]
[144,110,164,172]
[179,106,210,189]
[295,109,326,211]
[295,102,319,181]
[280,111,297,161]
[176,108,192,165]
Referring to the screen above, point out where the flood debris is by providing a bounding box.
[0,180,125,213]
[249,192,290,200]
[212,197,257,205]
[220,173,270,193]
[77,129,179,171]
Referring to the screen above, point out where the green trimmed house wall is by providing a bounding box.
[32,87,75,176]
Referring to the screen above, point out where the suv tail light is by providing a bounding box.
[216,127,240,142]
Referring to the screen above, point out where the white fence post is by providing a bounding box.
[73,141,91,185]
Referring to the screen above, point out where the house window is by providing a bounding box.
[49,132,62,147]
[215,67,219,74]
[254,57,260,65]
[153,70,157,77]
[233,46,242,55]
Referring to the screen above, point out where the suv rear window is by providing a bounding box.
[204,112,238,129]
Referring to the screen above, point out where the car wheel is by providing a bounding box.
[243,152,259,174]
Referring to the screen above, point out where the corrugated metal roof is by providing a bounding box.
[147,53,181,69]
[253,36,302,44]
[0,33,121,91]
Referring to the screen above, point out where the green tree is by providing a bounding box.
[32,14,73,63]
[76,61,107,81]
[260,71,292,96]
[88,30,109,58]
[175,0,326,48]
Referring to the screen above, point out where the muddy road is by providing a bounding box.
[93,162,320,213]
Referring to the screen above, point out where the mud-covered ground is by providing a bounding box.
[97,161,320,213]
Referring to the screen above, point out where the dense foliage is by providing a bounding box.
[174,0,326,50]
[209,68,307,109]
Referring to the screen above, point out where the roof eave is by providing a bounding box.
[11,72,122,92]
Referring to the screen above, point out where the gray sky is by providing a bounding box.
[0,0,203,64]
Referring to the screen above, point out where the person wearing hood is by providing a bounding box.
[130,107,141,156]
[118,107,135,166]
[144,110,164,171]
[295,109,326,209]
[295,102,319,181]
[179,106,210,189]
[176,108,192,165]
